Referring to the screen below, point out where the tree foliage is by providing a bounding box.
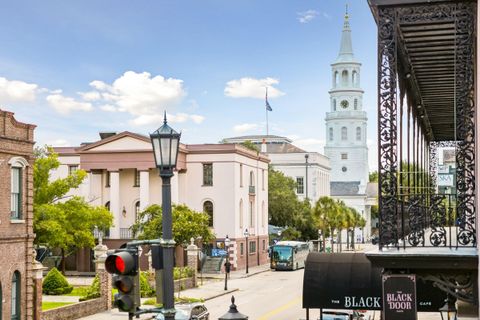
[268,167,300,227]
[240,140,259,153]
[42,267,73,295]
[33,147,113,272]
[131,204,214,245]
[312,196,366,252]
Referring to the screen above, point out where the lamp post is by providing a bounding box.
[439,295,457,320]
[150,112,181,320]
[244,228,249,274]
[305,154,309,200]
[224,235,231,290]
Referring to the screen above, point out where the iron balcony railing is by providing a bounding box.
[120,228,132,239]
[249,185,255,195]
[379,193,475,249]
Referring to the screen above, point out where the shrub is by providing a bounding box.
[42,268,73,295]
[173,267,194,280]
[140,272,155,298]
[79,275,100,301]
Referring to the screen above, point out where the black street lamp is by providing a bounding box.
[224,235,231,290]
[244,228,249,274]
[218,296,248,320]
[150,112,181,320]
[439,295,457,320]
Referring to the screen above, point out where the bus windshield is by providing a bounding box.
[272,246,293,262]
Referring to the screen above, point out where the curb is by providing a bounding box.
[204,288,239,301]
[236,268,271,279]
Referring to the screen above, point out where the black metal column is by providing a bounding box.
[161,174,176,320]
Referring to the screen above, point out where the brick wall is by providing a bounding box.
[0,109,36,320]
[41,299,105,320]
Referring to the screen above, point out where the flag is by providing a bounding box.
[265,89,273,111]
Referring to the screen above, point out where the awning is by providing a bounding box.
[303,252,446,312]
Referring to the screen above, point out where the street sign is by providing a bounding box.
[382,274,417,320]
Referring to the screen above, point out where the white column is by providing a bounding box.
[89,172,102,206]
[109,171,120,239]
[139,170,150,211]
[171,172,179,204]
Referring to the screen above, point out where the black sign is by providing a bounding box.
[382,274,417,320]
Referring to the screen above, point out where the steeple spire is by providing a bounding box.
[336,3,355,62]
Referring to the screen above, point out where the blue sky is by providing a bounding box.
[0,1,378,171]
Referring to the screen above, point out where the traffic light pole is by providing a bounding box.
[161,173,176,320]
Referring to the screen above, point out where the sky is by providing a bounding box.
[0,1,378,171]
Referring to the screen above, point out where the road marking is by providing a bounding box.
[257,296,302,320]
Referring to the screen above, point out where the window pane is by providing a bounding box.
[11,271,20,319]
[296,177,304,194]
[203,164,213,186]
[11,168,21,219]
[160,137,171,166]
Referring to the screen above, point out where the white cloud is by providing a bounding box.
[88,71,185,115]
[0,77,38,103]
[100,104,117,112]
[233,123,260,134]
[224,77,285,99]
[297,10,318,24]
[46,94,93,115]
[130,112,205,126]
[78,91,101,101]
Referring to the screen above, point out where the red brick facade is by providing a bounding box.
[0,109,36,319]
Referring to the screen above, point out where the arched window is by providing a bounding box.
[334,71,339,87]
[239,199,244,228]
[342,70,348,86]
[341,127,348,141]
[356,127,362,141]
[333,99,336,111]
[135,201,140,221]
[329,128,333,141]
[352,71,358,86]
[11,271,20,320]
[249,171,255,187]
[203,201,214,227]
[105,201,110,211]
[354,99,358,110]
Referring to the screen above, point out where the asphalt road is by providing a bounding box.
[205,268,305,320]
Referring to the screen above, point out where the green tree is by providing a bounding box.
[33,147,113,273]
[131,204,214,245]
[292,199,318,241]
[268,168,300,227]
[312,197,340,252]
[369,171,378,182]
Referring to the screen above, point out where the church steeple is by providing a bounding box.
[336,4,355,62]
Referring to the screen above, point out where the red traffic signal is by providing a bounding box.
[105,251,136,275]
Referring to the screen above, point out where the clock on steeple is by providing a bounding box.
[340,100,349,109]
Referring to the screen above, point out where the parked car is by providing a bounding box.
[319,310,370,320]
[154,303,209,320]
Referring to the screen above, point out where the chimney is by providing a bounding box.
[99,132,117,140]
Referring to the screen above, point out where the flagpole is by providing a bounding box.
[266,87,269,137]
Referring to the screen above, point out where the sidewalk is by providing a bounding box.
[77,265,271,320]
[180,263,271,300]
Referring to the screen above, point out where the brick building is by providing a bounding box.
[0,110,36,319]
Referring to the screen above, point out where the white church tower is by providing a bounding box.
[324,9,369,186]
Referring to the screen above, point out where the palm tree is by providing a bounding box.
[313,197,339,253]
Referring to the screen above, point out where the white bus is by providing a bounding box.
[270,241,310,270]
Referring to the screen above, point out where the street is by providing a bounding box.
[205,269,305,320]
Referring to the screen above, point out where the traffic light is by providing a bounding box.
[105,248,140,314]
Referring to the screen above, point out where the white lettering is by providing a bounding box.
[344,297,351,308]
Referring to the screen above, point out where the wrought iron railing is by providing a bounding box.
[379,193,477,248]
[249,185,255,194]
[120,228,132,239]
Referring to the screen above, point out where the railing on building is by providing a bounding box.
[120,228,132,239]
[249,186,255,195]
